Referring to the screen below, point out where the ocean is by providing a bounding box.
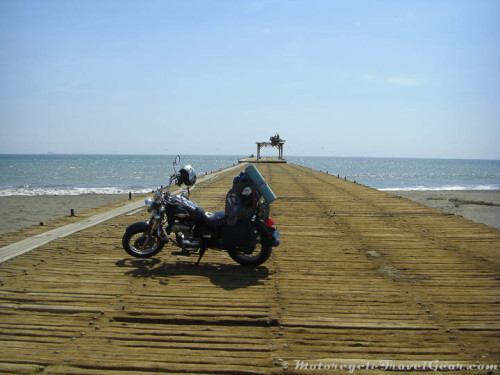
[0,154,499,196]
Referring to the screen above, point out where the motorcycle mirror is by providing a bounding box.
[172,155,181,175]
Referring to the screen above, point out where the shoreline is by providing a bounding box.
[0,189,499,236]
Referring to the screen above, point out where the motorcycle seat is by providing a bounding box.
[204,211,226,226]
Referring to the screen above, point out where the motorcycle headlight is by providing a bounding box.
[145,198,153,207]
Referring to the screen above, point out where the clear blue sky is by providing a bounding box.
[1,0,499,159]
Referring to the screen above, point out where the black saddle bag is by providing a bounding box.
[221,219,257,254]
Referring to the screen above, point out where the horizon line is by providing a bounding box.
[0,153,499,161]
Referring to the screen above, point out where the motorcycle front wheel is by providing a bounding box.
[227,241,272,266]
[122,223,164,258]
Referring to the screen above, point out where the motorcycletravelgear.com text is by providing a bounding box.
[285,359,498,372]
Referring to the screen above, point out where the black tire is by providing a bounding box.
[227,240,273,266]
[122,222,164,258]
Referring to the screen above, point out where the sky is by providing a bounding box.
[0,0,499,159]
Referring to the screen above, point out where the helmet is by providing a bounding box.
[178,164,197,186]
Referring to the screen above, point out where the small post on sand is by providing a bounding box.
[70,209,75,217]
[129,192,132,200]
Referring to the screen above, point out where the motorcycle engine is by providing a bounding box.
[171,223,191,236]
[171,222,199,249]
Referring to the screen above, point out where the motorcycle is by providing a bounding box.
[122,156,280,266]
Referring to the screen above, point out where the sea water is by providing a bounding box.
[0,155,240,196]
[287,156,500,191]
[0,154,499,196]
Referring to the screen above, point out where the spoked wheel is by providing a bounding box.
[122,223,164,258]
[227,240,272,266]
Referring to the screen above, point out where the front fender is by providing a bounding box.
[125,221,149,234]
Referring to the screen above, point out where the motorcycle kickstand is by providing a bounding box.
[194,246,206,266]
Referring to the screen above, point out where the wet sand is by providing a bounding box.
[0,190,499,236]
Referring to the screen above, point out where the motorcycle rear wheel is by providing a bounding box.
[122,225,164,258]
[227,241,272,266]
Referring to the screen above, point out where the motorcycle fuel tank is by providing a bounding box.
[171,195,206,221]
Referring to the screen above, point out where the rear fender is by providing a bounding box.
[254,220,278,244]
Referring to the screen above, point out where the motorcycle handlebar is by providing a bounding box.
[164,172,181,196]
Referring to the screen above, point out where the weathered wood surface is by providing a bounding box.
[0,163,499,374]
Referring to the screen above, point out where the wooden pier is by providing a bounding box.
[0,163,499,374]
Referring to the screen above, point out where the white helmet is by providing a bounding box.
[178,164,197,186]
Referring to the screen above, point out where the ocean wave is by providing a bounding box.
[0,186,154,197]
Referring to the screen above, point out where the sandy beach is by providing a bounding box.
[0,194,132,235]
[0,189,498,236]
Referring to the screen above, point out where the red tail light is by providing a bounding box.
[266,217,276,228]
